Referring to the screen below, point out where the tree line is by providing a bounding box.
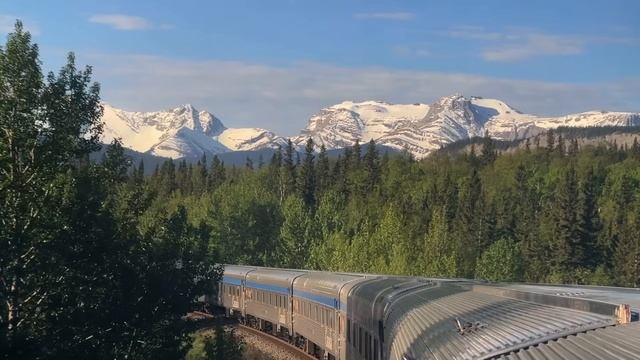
[141,130,640,287]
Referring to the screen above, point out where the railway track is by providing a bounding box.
[236,323,317,360]
[189,312,315,360]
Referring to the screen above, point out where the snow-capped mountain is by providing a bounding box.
[294,95,640,158]
[101,103,285,158]
[101,96,640,160]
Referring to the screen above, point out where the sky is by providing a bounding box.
[1,0,639,135]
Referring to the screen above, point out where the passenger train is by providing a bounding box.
[210,265,640,360]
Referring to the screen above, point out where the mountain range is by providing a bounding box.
[101,94,640,159]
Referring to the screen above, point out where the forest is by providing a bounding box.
[2,21,640,360]
[143,131,640,287]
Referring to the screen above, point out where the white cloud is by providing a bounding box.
[0,15,40,35]
[483,33,584,62]
[354,12,414,21]
[448,26,636,62]
[89,14,151,31]
[80,53,640,136]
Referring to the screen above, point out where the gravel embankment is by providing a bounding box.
[235,327,307,360]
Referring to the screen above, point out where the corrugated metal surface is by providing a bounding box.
[498,284,640,314]
[385,283,618,360]
[295,272,366,298]
[503,322,640,360]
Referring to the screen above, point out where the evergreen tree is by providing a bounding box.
[454,168,483,277]
[480,130,497,165]
[208,155,225,190]
[297,138,316,207]
[578,167,601,269]
[316,144,330,195]
[280,139,297,201]
[193,154,208,193]
[102,139,131,185]
[363,139,381,193]
[546,129,555,153]
[270,146,282,168]
[549,165,581,276]
[556,134,566,156]
[351,139,362,168]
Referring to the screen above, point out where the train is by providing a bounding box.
[209,265,640,360]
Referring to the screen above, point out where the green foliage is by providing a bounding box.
[0,22,223,359]
[475,238,522,282]
[421,207,457,277]
[186,325,243,360]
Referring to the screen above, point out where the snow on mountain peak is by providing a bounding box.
[101,95,640,160]
[295,94,640,158]
[101,103,283,158]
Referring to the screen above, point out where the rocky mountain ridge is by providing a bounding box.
[101,95,640,159]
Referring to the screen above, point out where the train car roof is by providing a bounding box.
[495,283,640,315]
[505,321,640,359]
[294,272,371,297]
[387,282,631,360]
[222,264,257,278]
[246,267,307,286]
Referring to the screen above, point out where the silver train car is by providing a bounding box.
[213,265,640,360]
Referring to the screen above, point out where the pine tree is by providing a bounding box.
[578,167,601,269]
[480,130,497,165]
[550,165,581,276]
[135,159,145,185]
[245,156,254,170]
[351,139,362,168]
[208,155,225,190]
[556,134,566,156]
[454,168,483,277]
[270,146,282,168]
[316,144,330,195]
[280,139,297,200]
[103,139,131,185]
[546,129,555,153]
[297,138,316,207]
[363,139,381,193]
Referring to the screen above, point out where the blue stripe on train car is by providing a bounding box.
[245,281,289,295]
[222,276,243,286]
[293,289,343,309]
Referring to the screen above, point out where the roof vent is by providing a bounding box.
[454,317,485,335]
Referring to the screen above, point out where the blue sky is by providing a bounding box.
[1,0,639,134]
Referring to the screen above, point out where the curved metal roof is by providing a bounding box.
[386,282,619,360]
[504,322,640,360]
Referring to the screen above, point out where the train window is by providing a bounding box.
[365,332,369,359]
[347,319,350,343]
[374,339,379,360]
